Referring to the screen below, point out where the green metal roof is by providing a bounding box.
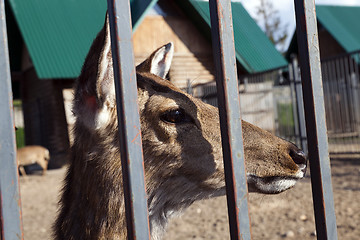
[316,5,360,52]
[7,0,157,79]
[286,5,360,59]
[186,0,288,73]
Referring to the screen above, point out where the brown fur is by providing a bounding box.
[54,15,307,240]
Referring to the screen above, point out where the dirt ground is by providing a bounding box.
[19,157,359,240]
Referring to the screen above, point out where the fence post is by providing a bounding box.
[208,0,252,239]
[293,0,338,239]
[289,61,301,147]
[0,0,24,238]
[290,56,307,153]
[106,0,150,239]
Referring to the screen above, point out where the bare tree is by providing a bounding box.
[255,0,288,52]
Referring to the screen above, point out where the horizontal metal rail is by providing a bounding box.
[293,0,338,239]
[0,0,24,238]
[106,0,150,239]
[208,0,252,239]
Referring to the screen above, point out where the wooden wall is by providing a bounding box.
[133,16,215,89]
[318,26,346,59]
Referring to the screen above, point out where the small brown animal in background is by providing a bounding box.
[17,145,50,176]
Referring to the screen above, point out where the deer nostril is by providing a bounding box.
[289,148,307,166]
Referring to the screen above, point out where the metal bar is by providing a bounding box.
[208,0,252,239]
[293,0,338,239]
[106,1,150,239]
[288,61,301,147]
[0,0,24,238]
[291,57,308,153]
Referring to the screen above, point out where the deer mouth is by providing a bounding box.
[246,172,305,194]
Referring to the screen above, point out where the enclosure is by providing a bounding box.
[1,0,357,239]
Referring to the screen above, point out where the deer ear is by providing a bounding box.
[97,13,114,104]
[74,13,115,130]
[136,42,174,79]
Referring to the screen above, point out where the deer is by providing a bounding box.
[17,145,50,176]
[54,15,307,240]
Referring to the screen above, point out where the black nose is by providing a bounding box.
[289,148,307,172]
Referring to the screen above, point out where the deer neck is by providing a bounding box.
[55,123,124,239]
[59,124,184,240]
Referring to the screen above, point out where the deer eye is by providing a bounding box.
[161,109,193,124]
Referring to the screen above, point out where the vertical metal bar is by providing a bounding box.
[106,1,150,239]
[208,0,252,239]
[323,63,330,127]
[289,62,301,147]
[291,57,308,153]
[0,0,24,238]
[293,0,338,239]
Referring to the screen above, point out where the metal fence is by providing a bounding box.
[0,0,338,239]
[321,51,360,154]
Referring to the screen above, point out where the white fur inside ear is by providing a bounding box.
[94,104,111,130]
[74,100,112,131]
[99,23,111,86]
[150,42,174,79]
[99,23,116,104]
